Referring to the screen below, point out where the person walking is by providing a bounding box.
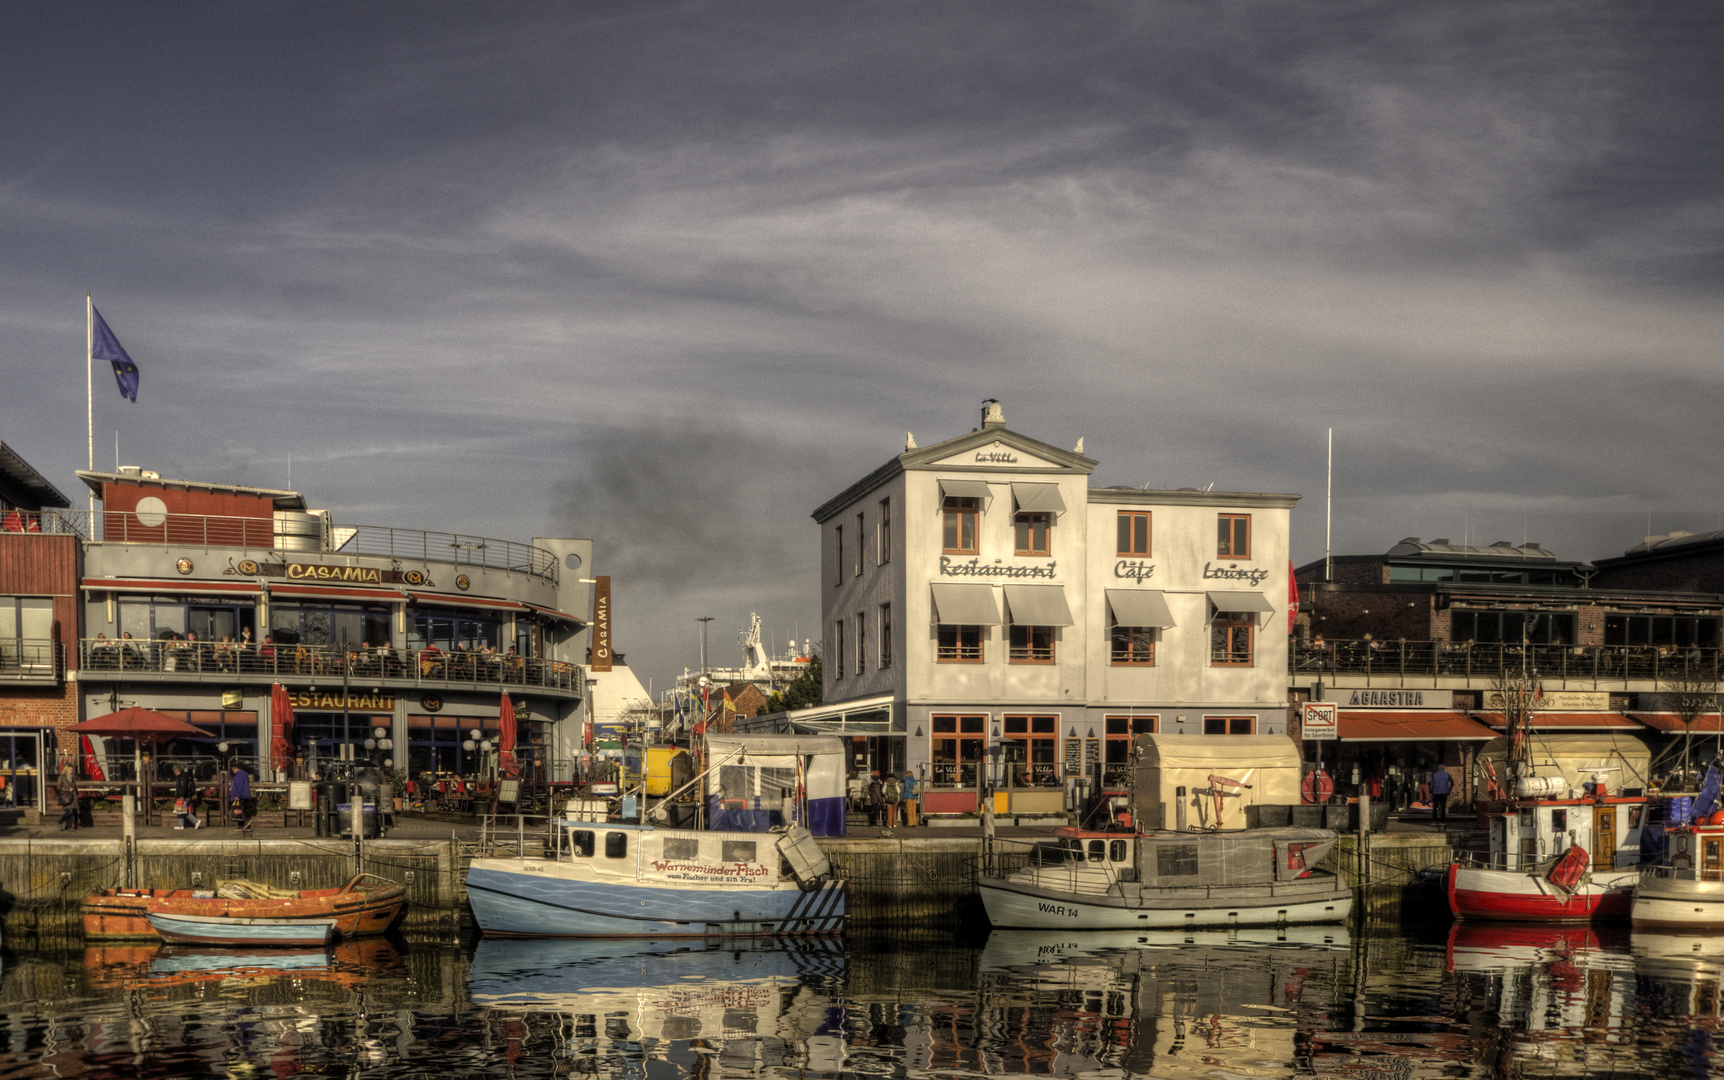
[865,771,884,827]
[881,772,902,828]
[56,758,81,831]
[901,771,920,828]
[1430,763,1453,825]
[173,765,201,829]
[230,761,256,833]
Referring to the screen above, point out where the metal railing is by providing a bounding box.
[52,509,558,582]
[79,638,582,693]
[0,639,61,681]
[0,509,87,538]
[1292,638,1724,687]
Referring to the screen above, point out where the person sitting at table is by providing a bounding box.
[215,635,237,672]
[119,631,142,667]
[90,633,117,668]
[376,639,400,677]
[478,644,500,680]
[504,646,524,680]
[237,627,255,671]
[258,635,277,673]
[419,642,444,677]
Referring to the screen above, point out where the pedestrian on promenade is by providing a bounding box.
[231,761,256,833]
[901,771,919,828]
[881,773,902,828]
[865,771,883,827]
[56,758,81,831]
[173,765,201,829]
[1430,763,1453,824]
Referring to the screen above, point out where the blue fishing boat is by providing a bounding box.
[143,911,338,948]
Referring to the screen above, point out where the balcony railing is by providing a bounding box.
[52,509,558,583]
[1292,638,1724,687]
[0,639,60,681]
[79,639,581,694]
[0,509,87,538]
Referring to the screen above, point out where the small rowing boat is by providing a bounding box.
[82,873,406,940]
[143,911,338,948]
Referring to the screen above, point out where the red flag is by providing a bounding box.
[80,734,105,781]
[269,684,296,769]
[498,693,519,777]
[0,511,21,533]
[1288,561,1300,633]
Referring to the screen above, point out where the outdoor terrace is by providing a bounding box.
[1292,637,1722,690]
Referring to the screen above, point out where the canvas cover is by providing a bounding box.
[1476,733,1651,796]
[703,734,848,836]
[1131,734,1302,830]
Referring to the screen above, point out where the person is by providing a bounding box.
[881,772,902,828]
[1430,763,1453,824]
[173,765,201,829]
[865,771,884,827]
[231,761,256,833]
[56,759,80,831]
[901,770,920,828]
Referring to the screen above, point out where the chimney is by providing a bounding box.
[981,399,1005,428]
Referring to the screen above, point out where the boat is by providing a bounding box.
[81,873,407,940]
[143,911,338,947]
[464,734,849,938]
[1631,767,1724,929]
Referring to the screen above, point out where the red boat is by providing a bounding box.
[1446,793,1646,922]
[82,873,407,940]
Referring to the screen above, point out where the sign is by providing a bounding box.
[591,575,613,672]
[938,556,1056,580]
[1303,703,1338,741]
[1481,690,1609,712]
[1114,560,1155,582]
[288,691,396,711]
[497,779,520,805]
[1202,562,1270,586]
[221,689,245,710]
[1338,689,1452,709]
[288,782,313,810]
[421,694,443,712]
[285,562,383,584]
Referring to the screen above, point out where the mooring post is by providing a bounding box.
[1358,792,1371,888]
[121,794,136,888]
[1175,786,1187,831]
[353,798,364,873]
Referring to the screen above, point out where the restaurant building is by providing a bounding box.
[72,466,593,784]
[807,400,1298,817]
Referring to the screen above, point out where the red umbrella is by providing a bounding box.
[72,707,213,743]
[269,684,296,770]
[498,693,519,777]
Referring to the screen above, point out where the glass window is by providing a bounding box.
[856,512,865,576]
[834,620,845,678]
[1008,624,1054,663]
[943,497,979,554]
[855,611,866,674]
[937,624,983,661]
[1451,610,1578,645]
[1104,715,1155,786]
[1117,512,1150,556]
[1203,716,1254,734]
[0,596,52,640]
[663,836,699,860]
[1211,613,1254,665]
[931,714,987,787]
[1002,715,1058,785]
[571,830,595,857]
[879,602,893,669]
[1218,514,1250,558]
[604,832,628,859]
[834,525,844,587]
[1110,626,1156,665]
[878,498,891,564]
[722,840,758,863]
[1014,512,1051,556]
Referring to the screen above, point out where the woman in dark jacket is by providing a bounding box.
[174,765,201,829]
[56,762,80,831]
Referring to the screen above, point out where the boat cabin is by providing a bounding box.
[1481,797,1645,873]
[1030,826,1338,891]
[1655,819,1724,883]
[702,734,848,836]
[554,819,792,888]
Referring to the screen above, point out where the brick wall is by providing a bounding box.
[0,683,80,731]
[1594,552,1724,594]
[1304,587,1435,641]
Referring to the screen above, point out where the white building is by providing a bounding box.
[807,400,1297,817]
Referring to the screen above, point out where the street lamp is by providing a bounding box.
[697,617,715,674]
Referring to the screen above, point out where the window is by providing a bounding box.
[663,836,699,860]
[1002,715,1058,786]
[855,611,866,674]
[1117,511,1150,556]
[570,830,595,858]
[1110,626,1156,665]
[878,498,891,564]
[1218,514,1251,558]
[1602,613,1721,648]
[1009,624,1055,663]
[855,512,865,577]
[879,602,892,668]
[1453,609,1580,645]
[1204,716,1255,734]
[1103,715,1156,785]
[834,525,844,586]
[834,620,845,678]
[1211,612,1254,665]
[943,497,979,554]
[931,714,987,787]
[604,832,628,859]
[1014,512,1051,556]
[937,624,983,661]
[0,596,53,642]
[721,840,758,863]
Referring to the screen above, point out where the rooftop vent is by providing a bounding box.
[117,465,142,477]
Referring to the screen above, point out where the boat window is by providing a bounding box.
[1087,840,1106,862]
[1629,806,1644,827]
[1519,808,1534,827]
[722,840,757,863]
[663,836,699,860]
[1156,844,1199,877]
[720,765,750,801]
[570,830,595,858]
[605,832,628,859]
[1109,840,1128,862]
[1550,809,1567,832]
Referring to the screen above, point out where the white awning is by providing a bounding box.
[938,478,993,501]
[1208,591,1274,614]
[1002,585,1073,627]
[930,583,1000,625]
[1106,589,1175,629]
[1011,482,1065,514]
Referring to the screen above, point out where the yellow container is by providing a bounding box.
[644,746,679,796]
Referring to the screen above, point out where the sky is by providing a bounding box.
[3,2,1722,691]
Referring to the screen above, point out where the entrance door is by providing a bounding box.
[1594,806,1617,871]
[0,732,42,810]
[1706,837,1723,883]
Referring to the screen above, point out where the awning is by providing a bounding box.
[938,479,993,501]
[524,602,584,626]
[1209,591,1274,614]
[1105,589,1175,629]
[930,583,1000,626]
[408,592,529,614]
[1475,712,1643,731]
[270,583,407,602]
[1337,711,1498,742]
[1011,482,1065,514]
[1628,712,1724,733]
[82,578,261,598]
[1003,584,1073,626]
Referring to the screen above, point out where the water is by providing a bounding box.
[2,918,1721,1078]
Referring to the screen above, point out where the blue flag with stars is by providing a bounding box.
[91,304,139,402]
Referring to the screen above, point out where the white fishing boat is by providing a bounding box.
[465,735,849,938]
[1631,768,1724,929]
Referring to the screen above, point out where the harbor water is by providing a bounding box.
[3,918,1722,1078]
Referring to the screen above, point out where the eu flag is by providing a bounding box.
[90,304,139,402]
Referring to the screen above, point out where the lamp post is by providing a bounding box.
[697,617,714,675]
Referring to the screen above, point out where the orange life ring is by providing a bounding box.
[1301,771,1335,804]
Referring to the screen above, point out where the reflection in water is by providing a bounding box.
[0,921,1717,1076]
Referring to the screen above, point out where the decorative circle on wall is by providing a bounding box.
[403,569,426,586]
[175,557,194,575]
[421,694,444,712]
[237,559,261,576]
[564,553,583,571]
[135,496,168,528]
[455,575,471,591]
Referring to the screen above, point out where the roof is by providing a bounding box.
[1133,733,1301,769]
[1628,712,1724,734]
[1475,712,1644,731]
[1621,529,1724,557]
[75,469,307,511]
[1384,537,1559,561]
[0,441,70,509]
[1336,711,1497,741]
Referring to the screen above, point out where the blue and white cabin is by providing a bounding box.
[704,734,848,837]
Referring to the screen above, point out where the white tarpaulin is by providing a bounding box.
[1131,734,1303,829]
[1476,734,1651,796]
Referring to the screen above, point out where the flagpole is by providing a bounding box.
[86,293,95,516]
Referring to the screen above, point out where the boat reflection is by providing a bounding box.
[83,935,404,992]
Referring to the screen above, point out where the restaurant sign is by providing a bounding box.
[938,556,1056,580]
[1482,690,1610,712]
[648,859,773,884]
[226,557,432,587]
[289,692,397,711]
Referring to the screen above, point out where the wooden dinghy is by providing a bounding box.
[82,873,407,940]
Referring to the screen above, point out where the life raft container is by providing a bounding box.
[1548,844,1590,890]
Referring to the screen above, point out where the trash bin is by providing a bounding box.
[1291,805,1325,829]
[1254,804,1292,828]
[1324,803,1350,831]
[316,781,346,838]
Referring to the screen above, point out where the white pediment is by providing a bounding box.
[928,441,1065,470]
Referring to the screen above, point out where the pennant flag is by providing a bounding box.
[1288,561,1300,633]
[91,304,140,402]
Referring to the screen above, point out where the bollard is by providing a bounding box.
[121,794,136,888]
[1358,793,1371,887]
[1175,786,1187,831]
